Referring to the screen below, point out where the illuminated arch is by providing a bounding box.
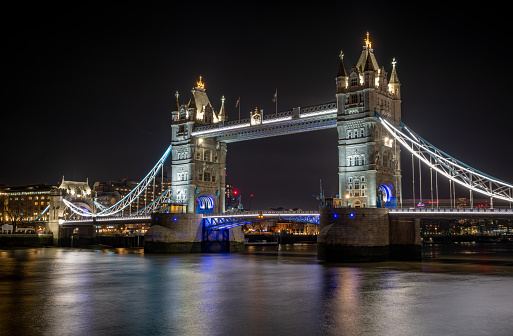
[197,195,215,213]
[378,183,393,203]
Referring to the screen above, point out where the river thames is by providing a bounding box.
[1,244,512,336]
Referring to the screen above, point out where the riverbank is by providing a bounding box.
[0,234,53,247]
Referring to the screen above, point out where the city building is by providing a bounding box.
[225,184,240,212]
[0,184,58,223]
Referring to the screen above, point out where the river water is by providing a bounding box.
[1,244,512,336]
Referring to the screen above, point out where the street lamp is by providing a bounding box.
[345,194,350,208]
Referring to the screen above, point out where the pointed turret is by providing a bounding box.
[388,58,401,98]
[173,91,180,111]
[356,32,379,73]
[218,96,227,122]
[337,50,347,77]
[188,76,216,124]
[336,51,348,93]
[364,51,375,72]
[363,48,376,87]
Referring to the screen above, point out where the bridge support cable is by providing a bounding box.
[94,144,172,216]
[375,112,513,203]
[62,199,95,217]
[62,144,172,218]
[131,186,173,215]
[93,201,107,211]
[36,204,50,221]
[411,151,415,207]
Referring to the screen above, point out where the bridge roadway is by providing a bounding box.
[60,208,513,228]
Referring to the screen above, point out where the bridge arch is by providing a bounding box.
[196,194,215,214]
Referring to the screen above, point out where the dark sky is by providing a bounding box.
[3,3,513,210]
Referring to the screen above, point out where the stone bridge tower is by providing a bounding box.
[336,33,402,208]
[170,77,227,214]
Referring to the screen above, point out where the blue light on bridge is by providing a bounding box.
[173,217,178,222]
[379,184,393,203]
[333,213,338,218]
[349,213,355,218]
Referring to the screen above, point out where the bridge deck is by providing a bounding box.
[57,208,513,227]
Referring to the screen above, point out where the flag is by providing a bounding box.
[272,90,277,103]
[235,97,240,108]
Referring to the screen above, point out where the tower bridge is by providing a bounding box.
[42,33,513,260]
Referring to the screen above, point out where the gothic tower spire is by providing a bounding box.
[218,95,227,122]
[336,51,348,92]
[388,58,401,98]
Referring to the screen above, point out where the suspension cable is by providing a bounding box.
[375,111,513,203]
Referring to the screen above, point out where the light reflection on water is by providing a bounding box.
[0,245,512,336]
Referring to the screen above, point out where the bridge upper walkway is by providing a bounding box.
[192,102,337,142]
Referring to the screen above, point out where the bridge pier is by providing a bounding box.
[144,213,244,253]
[317,208,421,262]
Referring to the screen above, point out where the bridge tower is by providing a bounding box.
[170,77,227,214]
[336,33,402,208]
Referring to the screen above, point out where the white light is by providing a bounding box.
[377,116,513,202]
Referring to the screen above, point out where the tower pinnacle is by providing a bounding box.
[196,76,205,89]
[337,50,347,78]
[365,31,372,49]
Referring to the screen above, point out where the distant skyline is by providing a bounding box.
[3,3,513,210]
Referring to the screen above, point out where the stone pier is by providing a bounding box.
[144,213,245,253]
[317,208,421,262]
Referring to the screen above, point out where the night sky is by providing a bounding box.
[3,3,513,210]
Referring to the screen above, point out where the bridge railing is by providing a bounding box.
[193,102,337,135]
[62,215,152,224]
[299,102,337,118]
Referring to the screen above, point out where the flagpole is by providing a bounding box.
[272,89,278,116]
[236,96,240,121]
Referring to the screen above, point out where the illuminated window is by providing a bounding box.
[35,202,38,205]
[351,78,358,87]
